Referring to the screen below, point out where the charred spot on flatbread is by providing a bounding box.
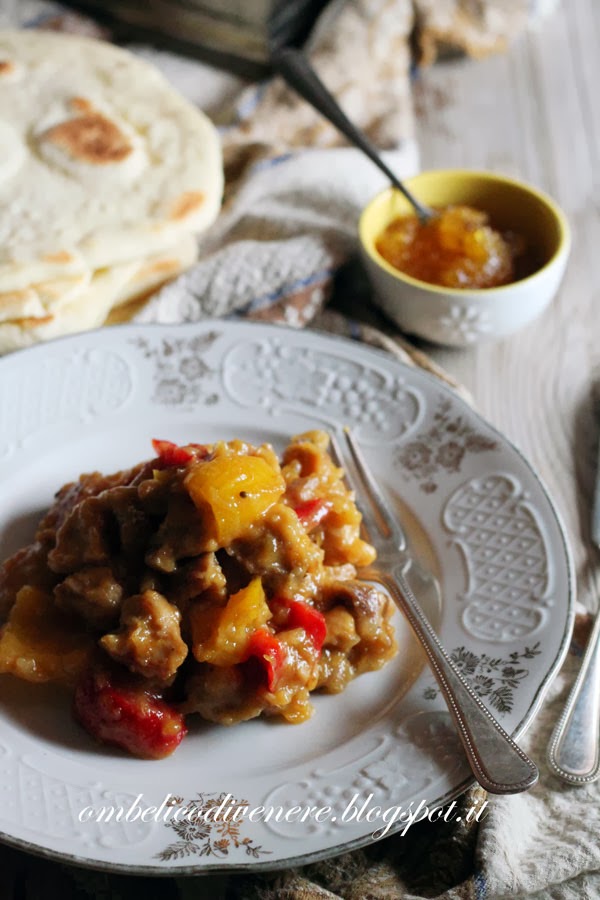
[70,97,95,115]
[41,112,133,166]
[132,258,182,283]
[42,251,75,264]
[170,191,205,222]
[8,314,54,328]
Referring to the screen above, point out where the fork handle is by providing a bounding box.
[383,566,539,794]
[546,611,600,784]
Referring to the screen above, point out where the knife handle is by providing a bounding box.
[547,611,600,783]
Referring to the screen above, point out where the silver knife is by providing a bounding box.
[547,437,600,784]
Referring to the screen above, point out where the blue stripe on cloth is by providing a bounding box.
[23,12,64,27]
[234,83,268,122]
[217,83,269,137]
[250,152,296,174]
[348,319,362,340]
[237,267,334,314]
[474,869,487,899]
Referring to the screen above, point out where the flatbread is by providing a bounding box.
[110,235,198,311]
[0,273,90,322]
[0,251,89,295]
[0,30,222,290]
[0,237,198,354]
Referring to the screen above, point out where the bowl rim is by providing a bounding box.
[359,168,571,297]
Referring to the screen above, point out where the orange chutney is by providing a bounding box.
[375,205,529,289]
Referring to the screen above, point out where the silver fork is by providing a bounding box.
[331,427,539,795]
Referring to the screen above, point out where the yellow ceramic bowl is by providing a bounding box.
[359,170,571,347]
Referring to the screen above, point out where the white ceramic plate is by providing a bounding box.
[0,321,574,874]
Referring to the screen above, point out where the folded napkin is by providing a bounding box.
[4,3,597,900]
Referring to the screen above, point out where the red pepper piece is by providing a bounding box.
[73,667,187,759]
[293,498,329,530]
[274,597,327,652]
[246,628,285,692]
[151,439,208,467]
[188,443,210,455]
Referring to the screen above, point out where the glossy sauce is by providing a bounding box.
[375,204,532,289]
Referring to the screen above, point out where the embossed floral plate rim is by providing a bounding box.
[0,321,575,875]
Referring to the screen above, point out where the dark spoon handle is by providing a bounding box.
[271,46,432,221]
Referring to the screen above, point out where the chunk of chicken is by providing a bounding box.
[54,566,124,630]
[100,590,188,683]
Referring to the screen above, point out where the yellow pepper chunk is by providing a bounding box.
[185,454,285,548]
[0,586,93,685]
[192,577,271,666]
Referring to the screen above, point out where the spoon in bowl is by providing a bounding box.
[271,46,435,223]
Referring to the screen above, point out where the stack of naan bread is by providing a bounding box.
[0,29,223,353]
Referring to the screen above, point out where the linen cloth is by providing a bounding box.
[2,2,597,899]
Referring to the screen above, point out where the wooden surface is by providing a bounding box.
[414,0,600,605]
